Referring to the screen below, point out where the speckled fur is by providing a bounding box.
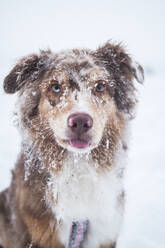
[0,41,143,248]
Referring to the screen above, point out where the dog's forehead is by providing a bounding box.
[56,49,95,68]
[52,49,108,84]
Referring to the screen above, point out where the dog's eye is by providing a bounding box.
[52,83,61,93]
[95,82,106,92]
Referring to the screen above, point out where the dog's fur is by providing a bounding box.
[0,42,144,248]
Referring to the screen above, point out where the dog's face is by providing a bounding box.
[4,42,144,159]
[38,53,118,153]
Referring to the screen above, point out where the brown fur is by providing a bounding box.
[0,41,143,248]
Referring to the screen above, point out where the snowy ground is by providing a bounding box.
[0,0,165,247]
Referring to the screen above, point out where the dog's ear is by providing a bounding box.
[3,52,49,94]
[95,42,144,84]
[94,42,144,114]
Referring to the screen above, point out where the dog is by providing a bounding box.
[0,41,144,248]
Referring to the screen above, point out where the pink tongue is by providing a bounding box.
[69,140,89,149]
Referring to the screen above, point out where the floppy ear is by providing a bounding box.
[3,54,39,94]
[95,42,144,114]
[95,42,144,84]
[3,52,49,94]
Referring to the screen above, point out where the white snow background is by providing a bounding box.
[0,0,165,247]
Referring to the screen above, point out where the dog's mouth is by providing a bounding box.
[69,139,90,149]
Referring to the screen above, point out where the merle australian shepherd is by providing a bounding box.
[0,41,144,248]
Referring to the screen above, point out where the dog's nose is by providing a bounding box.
[67,113,93,135]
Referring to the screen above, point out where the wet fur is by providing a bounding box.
[0,42,144,248]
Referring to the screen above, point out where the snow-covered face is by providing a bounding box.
[38,52,119,153]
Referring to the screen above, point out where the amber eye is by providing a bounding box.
[95,82,106,92]
[52,83,61,93]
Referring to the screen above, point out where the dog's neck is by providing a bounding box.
[44,142,126,247]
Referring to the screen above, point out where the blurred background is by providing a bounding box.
[0,0,165,247]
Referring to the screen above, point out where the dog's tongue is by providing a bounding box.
[69,140,89,149]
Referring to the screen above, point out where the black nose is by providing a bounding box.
[67,113,93,135]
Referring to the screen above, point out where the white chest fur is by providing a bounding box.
[46,153,124,248]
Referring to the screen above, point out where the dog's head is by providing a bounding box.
[4,42,144,162]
